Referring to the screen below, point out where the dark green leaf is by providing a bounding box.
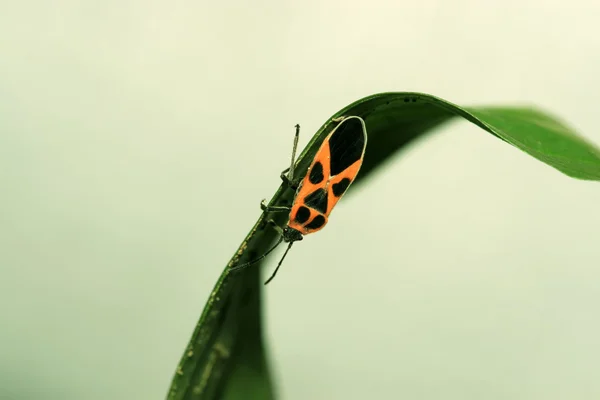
[166,92,600,400]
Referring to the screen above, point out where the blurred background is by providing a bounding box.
[1,1,600,399]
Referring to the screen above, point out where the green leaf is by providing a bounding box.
[166,92,600,400]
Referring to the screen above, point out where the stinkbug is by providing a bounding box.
[231,116,367,284]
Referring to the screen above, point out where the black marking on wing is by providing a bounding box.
[332,178,351,197]
[309,161,324,184]
[305,215,326,230]
[329,118,365,176]
[294,206,311,224]
[303,188,328,214]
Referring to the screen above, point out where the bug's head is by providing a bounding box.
[282,226,303,243]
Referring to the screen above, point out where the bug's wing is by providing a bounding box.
[325,116,368,212]
[327,116,368,177]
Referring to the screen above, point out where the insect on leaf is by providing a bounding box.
[166,92,600,400]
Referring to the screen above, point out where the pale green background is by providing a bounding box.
[1,1,600,399]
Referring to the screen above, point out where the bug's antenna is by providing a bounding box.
[288,124,300,182]
[264,241,294,285]
[229,236,284,272]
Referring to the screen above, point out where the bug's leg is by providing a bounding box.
[279,167,289,180]
[260,199,291,213]
[229,221,284,272]
[279,167,298,190]
[265,218,284,235]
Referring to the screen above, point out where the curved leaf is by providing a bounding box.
[166,92,600,400]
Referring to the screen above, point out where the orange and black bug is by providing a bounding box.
[231,116,367,284]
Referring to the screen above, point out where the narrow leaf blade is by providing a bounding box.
[167,92,600,400]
